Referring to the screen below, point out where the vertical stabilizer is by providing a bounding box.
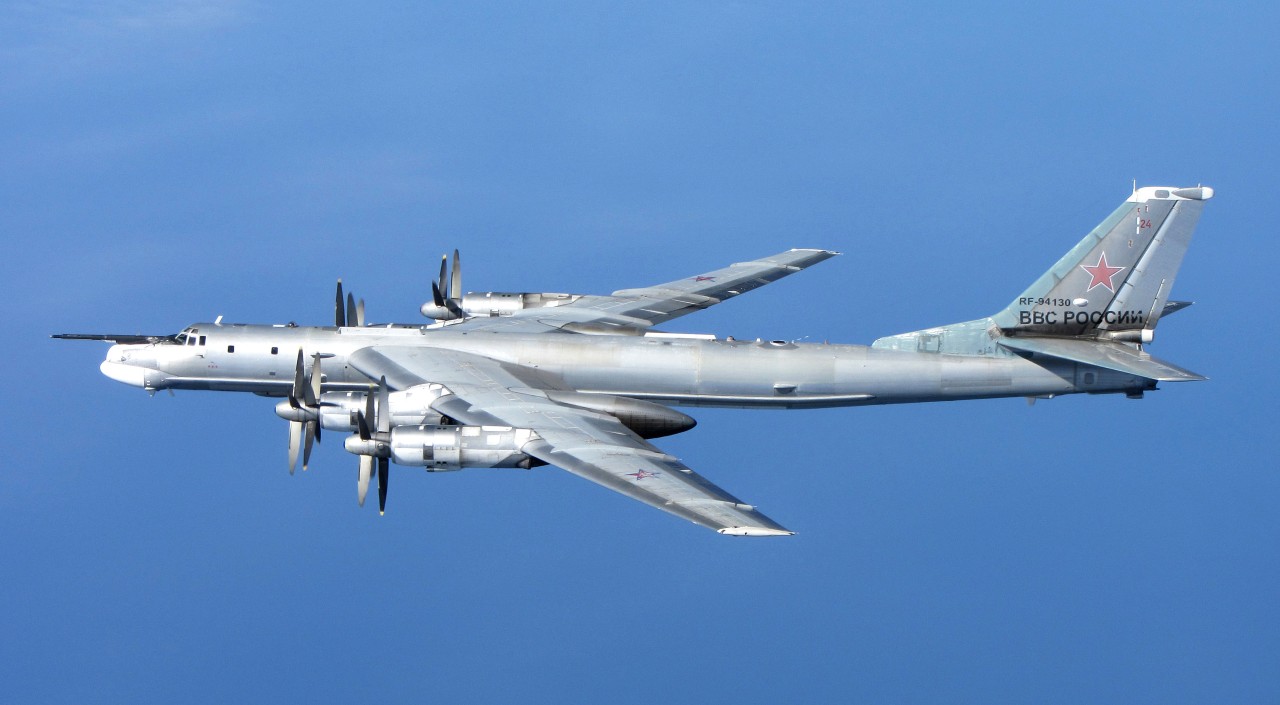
[993,186,1211,340]
[873,186,1211,357]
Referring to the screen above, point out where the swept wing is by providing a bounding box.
[454,248,838,335]
[349,345,792,535]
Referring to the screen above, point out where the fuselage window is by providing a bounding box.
[199,336,206,346]
[271,347,278,355]
[227,345,235,353]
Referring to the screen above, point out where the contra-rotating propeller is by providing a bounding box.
[346,376,392,514]
[334,279,366,327]
[275,350,323,474]
[428,249,466,320]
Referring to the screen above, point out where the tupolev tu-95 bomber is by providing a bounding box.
[56,186,1212,535]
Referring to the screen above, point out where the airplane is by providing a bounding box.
[55,185,1212,536]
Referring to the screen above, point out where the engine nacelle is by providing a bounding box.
[318,384,451,432]
[419,303,463,321]
[387,425,540,471]
[421,292,582,320]
[542,391,696,439]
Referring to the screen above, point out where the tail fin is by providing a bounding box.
[992,186,1212,341]
[873,186,1212,368]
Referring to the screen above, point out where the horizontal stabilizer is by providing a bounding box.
[1161,300,1194,317]
[998,336,1206,382]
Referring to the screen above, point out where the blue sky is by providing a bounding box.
[3,2,1277,703]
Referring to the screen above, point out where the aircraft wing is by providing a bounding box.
[457,248,839,335]
[348,345,793,535]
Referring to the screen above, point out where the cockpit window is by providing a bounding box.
[172,326,197,346]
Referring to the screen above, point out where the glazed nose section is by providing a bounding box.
[100,344,147,388]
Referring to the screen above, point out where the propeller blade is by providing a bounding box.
[358,455,373,506]
[450,249,462,304]
[431,281,446,308]
[377,376,390,434]
[346,292,358,328]
[357,388,375,440]
[356,298,366,327]
[306,355,322,407]
[288,420,302,474]
[335,280,346,327]
[377,457,389,515]
[290,349,306,405]
[302,420,315,470]
[438,256,449,301]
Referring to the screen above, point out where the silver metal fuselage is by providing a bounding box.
[101,322,1153,406]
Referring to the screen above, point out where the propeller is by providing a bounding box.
[430,251,466,319]
[431,280,465,319]
[280,350,323,474]
[335,279,366,327]
[421,250,469,321]
[350,377,392,514]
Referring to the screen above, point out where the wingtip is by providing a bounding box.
[791,248,842,257]
[717,527,796,537]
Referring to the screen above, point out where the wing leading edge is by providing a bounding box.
[348,346,793,535]
[454,248,839,335]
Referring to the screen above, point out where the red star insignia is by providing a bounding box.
[694,276,716,282]
[1080,252,1125,292]
[626,469,658,481]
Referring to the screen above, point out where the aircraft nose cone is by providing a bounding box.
[104,343,128,364]
[101,346,150,388]
[100,359,147,387]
